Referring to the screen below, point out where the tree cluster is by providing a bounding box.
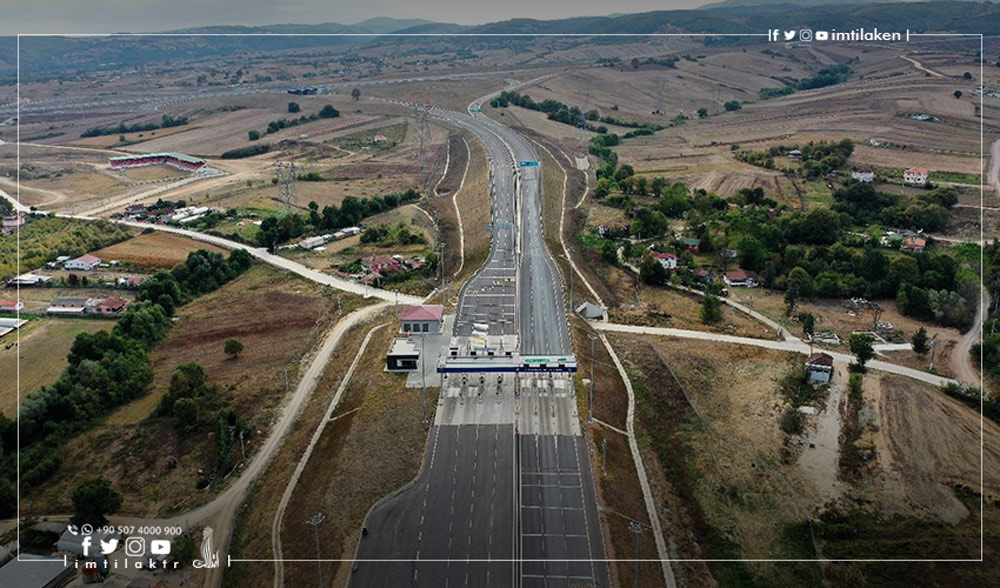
[258,188,420,251]
[81,114,188,138]
[4,249,253,494]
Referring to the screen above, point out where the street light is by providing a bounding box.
[629,520,643,588]
[587,333,598,424]
[307,512,326,588]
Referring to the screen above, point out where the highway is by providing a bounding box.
[353,89,605,587]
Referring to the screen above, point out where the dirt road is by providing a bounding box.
[954,287,990,385]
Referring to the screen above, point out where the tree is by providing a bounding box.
[737,236,769,272]
[701,294,722,324]
[287,101,300,113]
[787,267,814,299]
[963,71,973,79]
[640,255,668,285]
[248,130,260,141]
[225,338,244,359]
[697,108,709,119]
[600,241,618,265]
[724,100,741,111]
[72,477,122,527]
[319,105,340,118]
[954,90,963,99]
[351,88,361,101]
[798,312,816,339]
[912,326,929,355]
[849,333,875,372]
[784,286,800,315]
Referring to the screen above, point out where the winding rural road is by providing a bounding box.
[591,321,958,388]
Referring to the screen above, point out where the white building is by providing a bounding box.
[851,170,874,183]
[400,304,444,334]
[64,254,102,271]
[903,168,928,185]
[652,252,677,270]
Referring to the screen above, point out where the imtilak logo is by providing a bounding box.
[769,28,906,42]
[192,527,220,569]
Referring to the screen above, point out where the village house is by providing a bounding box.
[95,295,128,316]
[903,168,928,185]
[0,300,23,313]
[723,270,759,288]
[652,251,677,271]
[47,296,94,316]
[851,170,874,183]
[64,254,102,271]
[400,304,444,334]
[373,134,388,143]
[596,222,629,239]
[805,352,835,383]
[693,268,715,283]
[679,237,701,252]
[362,253,403,274]
[9,273,53,287]
[1,214,25,235]
[901,235,927,252]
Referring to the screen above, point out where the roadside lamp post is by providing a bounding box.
[629,520,643,588]
[307,512,325,588]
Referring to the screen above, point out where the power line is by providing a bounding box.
[274,160,297,213]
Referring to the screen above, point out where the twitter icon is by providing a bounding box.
[100,537,119,555]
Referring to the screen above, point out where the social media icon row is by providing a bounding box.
[771,29,830,42]
[81,534,170,557]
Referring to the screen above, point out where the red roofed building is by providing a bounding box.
[724,270,759,288]
[652,252,677,270]
[400,304,444,334]
[0,299,23,313]
[901,235,927,252]
[96,296,127,316]
[362,254,402,274]
[903,168,928,185]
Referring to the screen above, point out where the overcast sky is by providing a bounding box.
[2,0,708,35]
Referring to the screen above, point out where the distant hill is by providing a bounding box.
[700,0,921,8]
[2,1,997,80]
[350,17,437,34]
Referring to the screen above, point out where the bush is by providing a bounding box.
[780,407,804,435]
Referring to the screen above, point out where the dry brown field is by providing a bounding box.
[92,231,226,268]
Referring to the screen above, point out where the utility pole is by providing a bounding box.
[307,512,325,588]
[601,438,607,477]
[274,161,297,213]
[629,521,643,588]
[588,334,598,423]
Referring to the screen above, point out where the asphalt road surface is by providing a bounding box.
[352,426,608,588]
[353,425,517,587]
[353,90,600,588]
[519,434,607,588]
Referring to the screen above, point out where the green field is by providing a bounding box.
[0,216,134,280]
